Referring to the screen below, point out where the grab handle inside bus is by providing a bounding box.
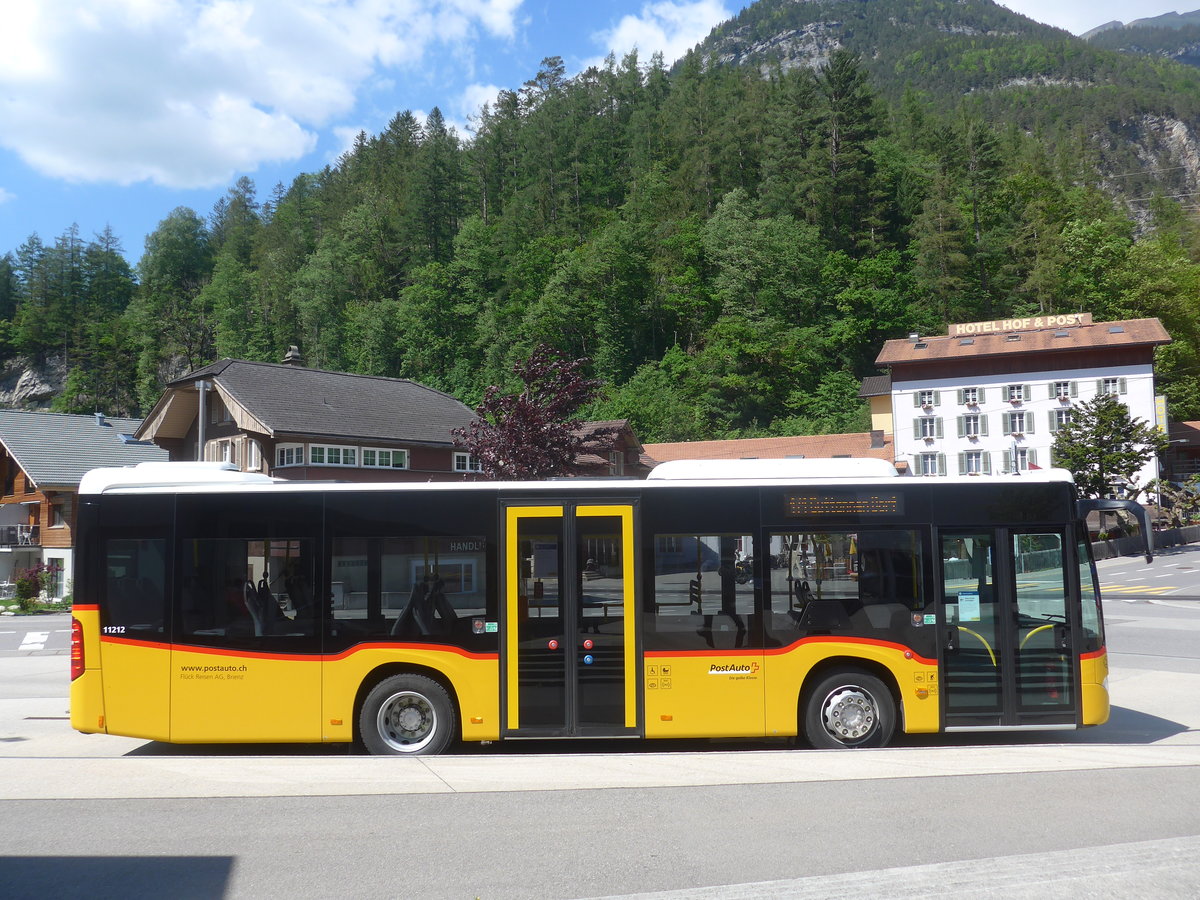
[1076,498,1154,563]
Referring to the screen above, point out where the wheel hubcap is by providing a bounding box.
[821,686,877,743]
[377,691,436,753]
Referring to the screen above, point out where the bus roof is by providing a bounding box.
[78,459,1078,496]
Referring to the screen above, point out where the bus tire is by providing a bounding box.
[360,674,456,756]
[803,669,895,749]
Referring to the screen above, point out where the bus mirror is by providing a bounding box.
[1076,498,1154,563]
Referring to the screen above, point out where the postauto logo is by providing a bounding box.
[707,662,760,675]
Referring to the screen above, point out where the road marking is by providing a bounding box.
[18,631,48,651]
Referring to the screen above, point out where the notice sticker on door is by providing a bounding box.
[958,591,981,622]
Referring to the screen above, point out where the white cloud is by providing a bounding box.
[455,82,505,132]
[0,0,524,189]
[591,0,731,68]
[0,188,14,206]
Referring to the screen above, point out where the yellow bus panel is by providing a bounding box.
[1079,650,1110,726]
[763,638,941,736]
[643,653,764,738]
[98,639,171,741]
[170,647,321,743]
[321,645,501,743]
[69,606,106,734]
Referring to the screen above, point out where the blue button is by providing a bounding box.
[583,655,594,665]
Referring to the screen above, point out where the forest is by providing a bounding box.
[7,7,1200,442]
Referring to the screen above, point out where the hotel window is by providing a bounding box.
[1050,409,1074,432]
[452,452,482,473]
[1099,377,1127,396]
[958,414,987,438]
[915,416,942,439]
[362,448,409,469]
[276,444,304,467]
[1004,411,1032,435]
[918,452,945,476]
[958,386,982,405]
[1005,447,1037,473]
[959,450,990,475]
[1052,381,1076,400]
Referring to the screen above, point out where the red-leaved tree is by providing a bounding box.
[453,345,609,479]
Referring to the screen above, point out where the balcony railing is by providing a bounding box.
[0,525,38,547]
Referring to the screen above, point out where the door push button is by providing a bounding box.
[582,639,594,650]
[548,639,559,650]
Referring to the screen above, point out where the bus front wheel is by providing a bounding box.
[360,674,456,756]
[803,669,895,749]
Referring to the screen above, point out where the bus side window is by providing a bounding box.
[768,529,924,636]
[177,538,318,642]
[103,539,167,635]
[330,535,488,643]
[646,533,756,651]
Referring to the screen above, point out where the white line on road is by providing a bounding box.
[18,632,48,651]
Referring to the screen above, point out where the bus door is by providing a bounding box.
[938,529,1076,729]
[502,504,639,738]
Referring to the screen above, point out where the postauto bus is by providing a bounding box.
[69,458,1148,754]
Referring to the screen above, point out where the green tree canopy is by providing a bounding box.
[1051,393,1168,499]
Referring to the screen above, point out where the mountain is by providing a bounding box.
[1085,10,1200,70]
[691,0,1200,214]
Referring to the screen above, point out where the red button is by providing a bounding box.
[548,640,559,650]
[583,639,594,650]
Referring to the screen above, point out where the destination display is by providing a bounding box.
[785,492,903,517]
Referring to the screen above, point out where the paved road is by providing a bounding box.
[2,546,1199,898]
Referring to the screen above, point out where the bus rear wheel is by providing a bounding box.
[803,669,895,749]
[361,674,455,756]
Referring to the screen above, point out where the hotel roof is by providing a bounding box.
[876,318,1170,367]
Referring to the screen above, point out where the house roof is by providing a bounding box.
[858,374,891,398]
[138,359,477,446]
[0,410,166,489]
[643,432,895,464]
[876,318,1171,367]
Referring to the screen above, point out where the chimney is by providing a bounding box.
[870,429,885,449]
[282,345,304,367]
[94,412,107,427]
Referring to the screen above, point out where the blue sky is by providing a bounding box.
[0,1,1190,263]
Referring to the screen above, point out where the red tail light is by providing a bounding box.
[70,617,84,681]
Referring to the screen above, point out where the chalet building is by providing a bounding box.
[874,313,1171,488]
[574,420,652,478]
[134,353,481,482]
[0,410,165,599]
[135,351,638,482]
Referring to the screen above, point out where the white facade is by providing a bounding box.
[893,362,1160,491]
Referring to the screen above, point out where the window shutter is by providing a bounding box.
[1003,450,1012,473]
[1049,411,1058,433]
[1119,377,1127,394]
[957,388,965,405]
[937,453,946,476]
[1070,381,1078,398]
[936,418,944,439]
[1049,383,1057,400]
[978,387,985,403]
[1025,414,1034,434]
[982,452,992,475]
[1028,448,1038,467]
[910,455,921,474]
[934,390,941,406]
[913,392,921,407]
[957,416,965,438]
[980,414,989,437]
[1096,379,1104,395]
[1023,384,1031,401]
[957,452,966,475]
[1001,412,1010,433]
[912,418,920,437]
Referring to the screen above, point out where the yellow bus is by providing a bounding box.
[69,458,1148,754]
